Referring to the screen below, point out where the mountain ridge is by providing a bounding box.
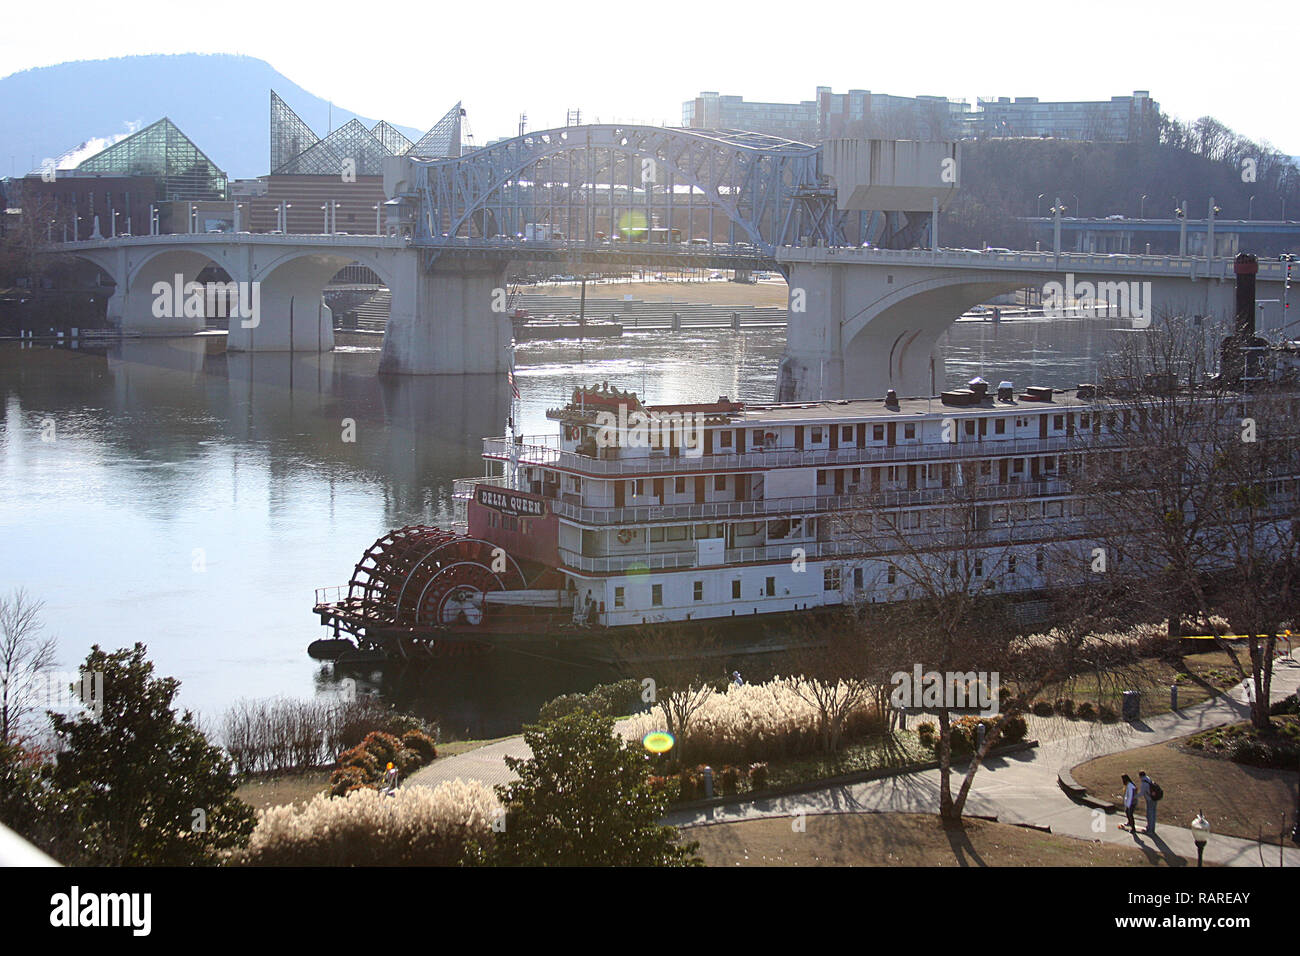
[0,53,435,179]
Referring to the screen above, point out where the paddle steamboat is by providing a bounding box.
[310,254,1300,662]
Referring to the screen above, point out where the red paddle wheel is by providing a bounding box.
[320,526,528,651]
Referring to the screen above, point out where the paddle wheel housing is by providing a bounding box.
[314,526,527,644]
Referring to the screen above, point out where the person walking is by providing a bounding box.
[1119,774,1137,832]
[1139,770,1157,835]
[379,761,399,797]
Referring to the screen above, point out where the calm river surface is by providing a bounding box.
[0,314,1130,737]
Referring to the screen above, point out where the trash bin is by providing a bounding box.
[1122,690,1141,722]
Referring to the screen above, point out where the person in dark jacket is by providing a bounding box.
[1139,770,1156,834]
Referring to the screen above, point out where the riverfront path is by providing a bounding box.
[668,651,1300,867]
[408,653,1300,866]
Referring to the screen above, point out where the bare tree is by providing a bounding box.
[779,609,895,755]
[0,589,59,744]
[1065,315,1300,729]
[829,443,1159,825]
[611,624,724,765]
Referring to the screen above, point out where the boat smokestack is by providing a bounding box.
[1221,252,1266,387]
[1235,252,1258,336]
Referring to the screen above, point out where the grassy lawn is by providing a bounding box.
[687,812,1190,866]
[430,734,517,759]
[1031,649,1245,719]
[236,770,332,812]
[1071,735,1299,846]
[761,731,934,793]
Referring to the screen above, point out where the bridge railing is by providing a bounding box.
[777,245,1296,280]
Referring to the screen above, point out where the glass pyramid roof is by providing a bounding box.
[75,117,227,200]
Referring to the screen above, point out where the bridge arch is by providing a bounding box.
[83,246,237,334]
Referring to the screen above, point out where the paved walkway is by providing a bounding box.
[409,654,1300,866]
[406,736,533,791]
[669,653,1300,867]
[405,718,638,791]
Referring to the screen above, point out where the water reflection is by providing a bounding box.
[0,316,1128,733]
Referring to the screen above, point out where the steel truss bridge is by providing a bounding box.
[403,125,856,270]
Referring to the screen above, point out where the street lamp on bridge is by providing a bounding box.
[1037,193,1045,218]
[1140,194,1147,219]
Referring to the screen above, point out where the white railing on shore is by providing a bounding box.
[0,822,60,866]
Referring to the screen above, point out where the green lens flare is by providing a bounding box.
[643,731,674,754]
[619,211,648,238]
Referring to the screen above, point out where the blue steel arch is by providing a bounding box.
[406,125,844,259]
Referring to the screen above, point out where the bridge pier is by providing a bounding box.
[227,254,335,352]
[379,259,511,375]
[777,259,959,402]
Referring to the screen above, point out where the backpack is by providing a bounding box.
[1149,780,1163,802]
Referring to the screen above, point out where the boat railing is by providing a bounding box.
[482,433,1099,475]
[314,585,348,606]
[539,478,1074,526]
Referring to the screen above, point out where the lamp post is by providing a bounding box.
[1140,194,1147,219]
[1207,197,1220,264]
[1176,203,1187,256]
[1191,811,1210,867]
[1248,195,1255,221]
[321,203,329,234]
[1037,193,1045,218]
[373,203,381,235]
[1072,194,1081,219]
[149,203,157,236]
[1050,199,1064,262]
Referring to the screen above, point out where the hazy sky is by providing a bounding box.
[2,0,1294,153]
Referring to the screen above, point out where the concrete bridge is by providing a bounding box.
[776,245,1298,400]
[43,123,1299,399]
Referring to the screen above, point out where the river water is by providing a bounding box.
[0,314,1129,738]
